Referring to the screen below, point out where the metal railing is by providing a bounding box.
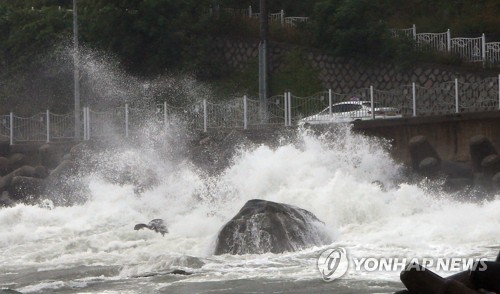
[2,76,499,143]
[392,24,500,65]
[218,6,309,28]
[217,7,499,65]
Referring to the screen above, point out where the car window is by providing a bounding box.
[332,104,362,113]
[362,102,379,108]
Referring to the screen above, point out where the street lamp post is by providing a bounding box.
[73,0,81,139]
[258,0,268,123]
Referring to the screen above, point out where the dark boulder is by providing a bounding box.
[0,156,9,175]
[470,135,498,172]
[409,135,441,172]
[441,161,474,179]
[0,191,15,207]
[398,253,500,294]
[0,165,37,192]
[418,157,440,177]
[481,154,500,177]
[7,176,44,202]
[39,143,63,169]
[33,165,49,179]
[214,199,331,255]
[8,153,28,170]
[0,140,10,157]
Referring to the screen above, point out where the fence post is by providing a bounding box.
[283,92,288,126]
[447,29,451,52]
[203,99,207,132]
[125,103,129,138]
[412,82,417,117]
[9,112,13,145]
[280,9,284,26]
[83,107,87,140]
[481,33,486,64]
[288,91,292,126]
[328,89,332,116]
[86,107,91,140]
[46,110,50,143]
[455,78,459,113]
[243,95,248,130]
[370,86,375,119]
[412,24,416,40]
[163,101,167,130]
[248,5,252,17]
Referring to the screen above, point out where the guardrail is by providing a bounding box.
[1,76,499,143]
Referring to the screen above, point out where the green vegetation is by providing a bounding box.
[0,0,498,112]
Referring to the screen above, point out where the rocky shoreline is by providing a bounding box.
[0,129,498,207]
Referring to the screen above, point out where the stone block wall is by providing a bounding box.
[212,38,498,94]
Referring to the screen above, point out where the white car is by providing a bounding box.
[298,101,401,126]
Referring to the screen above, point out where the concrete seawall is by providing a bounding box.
[353,111,500,163]
[1,111,498,167]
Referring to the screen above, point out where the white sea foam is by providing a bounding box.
[0,124,498,290]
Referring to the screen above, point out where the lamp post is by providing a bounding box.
[73,0,81,139]
[258,0,268,123]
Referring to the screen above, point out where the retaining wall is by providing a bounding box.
[213,38,498,93]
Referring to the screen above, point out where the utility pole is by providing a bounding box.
[258,0,268,123]
[73,0,81,139]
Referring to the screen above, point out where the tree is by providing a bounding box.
[313,0,394,61]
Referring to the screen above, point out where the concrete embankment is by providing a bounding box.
[353,111,500,164]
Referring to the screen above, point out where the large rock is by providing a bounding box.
[214,199,331,255]
[0,156,9,176]
[409,135,441,172]
[7,176,44,202]
[39,143,63,169]
[470,135,498,172]
[8,153,28,170]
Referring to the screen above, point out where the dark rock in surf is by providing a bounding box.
[0,191,15,207]
[44,159,87,205]
[397,252,500,294]
[0,141,9,157]
[214,199,331,255]
[39,143,64,169]
[8,153,29,171]
[441,161,474,179]
[409,135,441,172]
[33,165,49,179]
[418,157,440,177]
[481,154,500,176]
[470,135,498,172]
[169,269,192,275]
[7,176,44,201]
[134,219,168,236]
[0,289,23,294]
[0,156,9,176]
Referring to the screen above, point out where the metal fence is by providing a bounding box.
[217,6,310,28]
[392,24,500,65]
[217,7,499,65]
[2,76,499,144]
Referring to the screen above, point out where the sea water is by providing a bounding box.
[0,125,499,293]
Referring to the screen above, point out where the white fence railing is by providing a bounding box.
[1,76,499,143]
[217,7,499,65]
[392,24,500,65]
[216,6,309,28]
